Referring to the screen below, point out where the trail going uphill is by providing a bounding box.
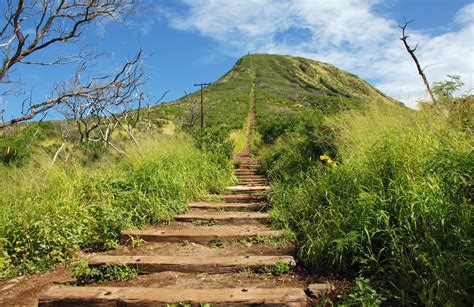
[37,78,332,306]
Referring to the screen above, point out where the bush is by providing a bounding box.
[192,126,235,162]
[259,113,337,182]
[257,109,323,145]
[0,134,234,277]
[0,127,37,165]
[263,105,473,305]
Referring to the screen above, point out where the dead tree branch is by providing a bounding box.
[0,0,139,127]
[56,51,146,149]
[399,17,437,105]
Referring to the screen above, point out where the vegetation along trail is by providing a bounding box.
[33,86,333,306]
[0,53,472,306]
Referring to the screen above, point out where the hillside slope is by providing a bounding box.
[155,53,400,130]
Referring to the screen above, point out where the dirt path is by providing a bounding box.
[1,81,336,306]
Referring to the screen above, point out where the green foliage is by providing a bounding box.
[0,127,37,165]
[0,121,63,165]
[127,236,146,249]
[257,110,323,145]
[255,261,292,276]
[258,111,337,182]
[0,135,234,277]
[339,277,386,307]
[192,126,234,160]
[73,260,138,285]
[191,219,217,227]
[433,75,464,100]
[263,105,473,305]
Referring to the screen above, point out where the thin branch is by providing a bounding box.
[399,17,437,105]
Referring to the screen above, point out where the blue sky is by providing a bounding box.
[1,0,473,121]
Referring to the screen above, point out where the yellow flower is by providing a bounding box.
[320,154,337,168]
[320,154,330,161]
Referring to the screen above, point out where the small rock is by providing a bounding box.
[307,283,334,298]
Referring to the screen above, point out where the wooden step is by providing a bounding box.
[226,186,269,194]
[215,194,267,203]
[237,169,258,173]
[237,175,266,180]
[239,180,267,185]
[235,169,257,173]
[87,255,296,273]
[176,211,269,225]
[121,228,280,244]
[39,286,308,306]
[238,179,267,183]
[237,165,259,170]
[188,201,267,211]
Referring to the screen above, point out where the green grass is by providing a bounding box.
[73,260,139,285]
[259,103,473,305]
[0,134,234,278]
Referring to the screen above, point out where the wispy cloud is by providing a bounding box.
[160,0,474,108]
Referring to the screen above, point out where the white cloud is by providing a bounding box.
[456,3,474,24]
[164,1,474,108]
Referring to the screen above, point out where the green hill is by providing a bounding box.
[153,54,399,130]
[1,53,399,165]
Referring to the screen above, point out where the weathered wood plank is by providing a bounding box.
[39,286,308,306]
[87,255,296,273]
[188,201,267,211]
[176,211,269,225]
[121,228,280,244]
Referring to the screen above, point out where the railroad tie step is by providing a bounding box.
[234,169,258,174]
[238,175,266,179]
[235,168,257,172]
[214,194,267,203]
[226,185,269,194]
[237,165,260,170]
[188,201,268,211]
[237,181,266,186]
[86,255,296,273]
[239,181,268,186]
[38,286,308,306]
[175,211,269,225]
[238,178,267,183]
[121,228,281,244]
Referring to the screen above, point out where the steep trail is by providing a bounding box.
[36,60,334,306]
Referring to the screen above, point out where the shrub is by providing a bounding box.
[0,127,37,165]
[0,134,234,277]
[263,105,473,305]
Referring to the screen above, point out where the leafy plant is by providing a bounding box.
[73,260,138,285]
[256,261,292,276]
[339,277,386,307]
[192,219,217,227]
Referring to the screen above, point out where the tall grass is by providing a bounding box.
[0,134,234,278]
[262,104,473,305]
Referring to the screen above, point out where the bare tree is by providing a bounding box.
[57,51,146,152]
[399,17,437,105]
[0,0,140,128]
[183,90,198,129]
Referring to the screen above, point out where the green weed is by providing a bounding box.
[73,260,138,285]
[0,134,234,278]
[261,104,473,305]
[254,261,292,276]
[192,219,217,227]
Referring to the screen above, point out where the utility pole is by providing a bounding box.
[194,82,211,129]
